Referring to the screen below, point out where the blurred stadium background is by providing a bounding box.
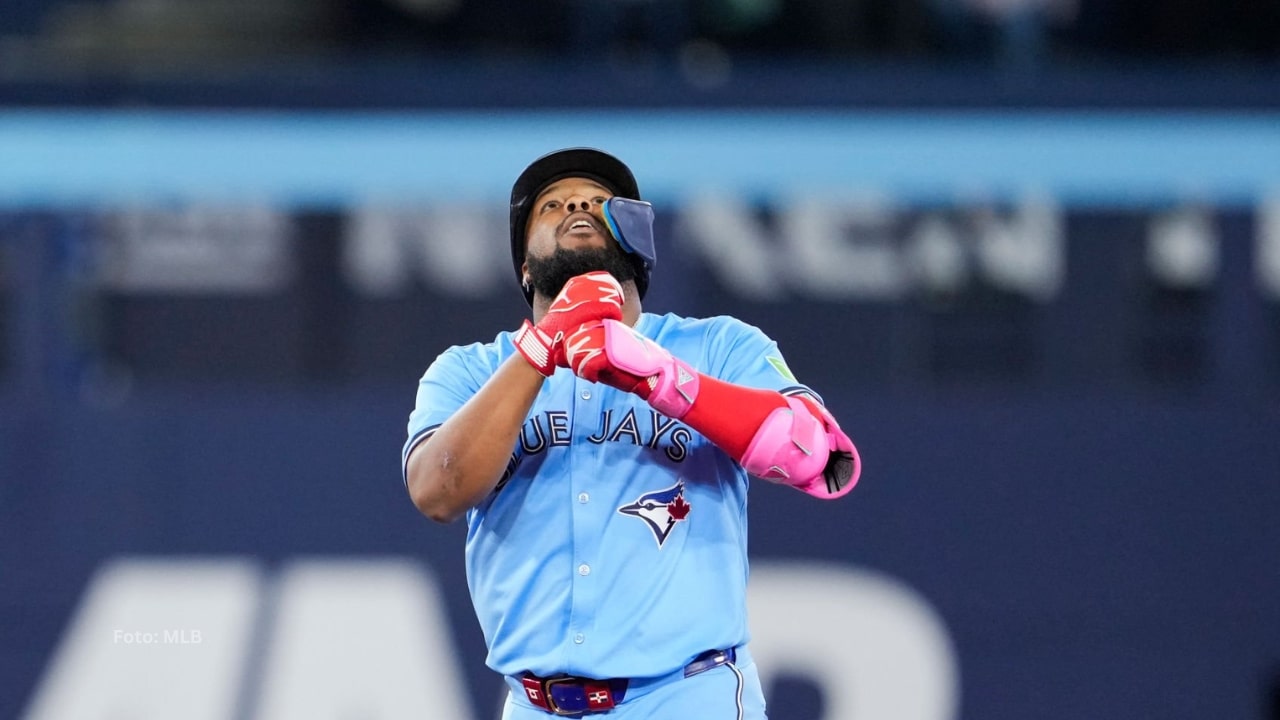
[2,0,1279,718]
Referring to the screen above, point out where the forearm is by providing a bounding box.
[680,374,784,458]
[683,375,860,499]
[406,355,544,522]
[565,319,860,498]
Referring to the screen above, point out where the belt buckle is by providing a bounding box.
[542,677,582,716]
[542,676,618,715]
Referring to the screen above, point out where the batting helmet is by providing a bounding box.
[509,147,650,305]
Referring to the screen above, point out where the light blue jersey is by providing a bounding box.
[403,312,815,680]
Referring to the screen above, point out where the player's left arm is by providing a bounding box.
[563,319,860,499]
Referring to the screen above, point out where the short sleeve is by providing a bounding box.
[401,342,500,485]
[705,316,823,404]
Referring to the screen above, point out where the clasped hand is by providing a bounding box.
[512,272,654,398]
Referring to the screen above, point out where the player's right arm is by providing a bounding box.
[405,354,544,523]
[405,271,626,523]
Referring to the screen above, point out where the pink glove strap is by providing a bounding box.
[601,319,700,418]
[740,397,829,484]
[740,397,860,499]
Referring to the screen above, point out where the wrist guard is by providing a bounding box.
[565,319,699,418]
[604,320,700,418]
[513,319,557,376]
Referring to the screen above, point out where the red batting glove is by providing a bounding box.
[562,321,654,398]
[513,272,624,376]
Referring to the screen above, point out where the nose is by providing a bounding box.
[566,195,596,214]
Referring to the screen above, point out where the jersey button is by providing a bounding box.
[578,492,589,504]
[574,633,585,644]
[578,564,591,576]
[580,390,592,400]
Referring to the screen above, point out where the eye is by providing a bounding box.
[539,199,561,213]
[593,196,608,206]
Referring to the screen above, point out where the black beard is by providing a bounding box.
[526,244,637,300]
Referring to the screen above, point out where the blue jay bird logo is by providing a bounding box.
[618,480,692,548]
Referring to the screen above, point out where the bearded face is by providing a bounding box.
[525,243,638,301]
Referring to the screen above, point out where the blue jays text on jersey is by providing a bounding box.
[517,408,693,465]
[403,312,817,681]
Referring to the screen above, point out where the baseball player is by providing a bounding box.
[402,148,861,719]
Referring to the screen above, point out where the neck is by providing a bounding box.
[532,281,643,327]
